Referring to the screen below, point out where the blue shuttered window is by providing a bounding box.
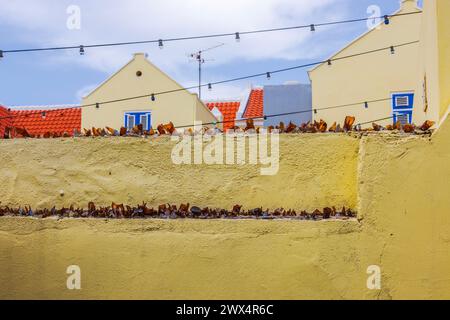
[392,93,414,124]
[124,112,152,131]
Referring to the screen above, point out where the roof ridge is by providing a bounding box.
[205,100,241,103]
[8,105,80,110]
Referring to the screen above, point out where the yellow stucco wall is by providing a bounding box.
[0,134,359,211]
[309,0,422,127]
[357,119,450,299]
[1,118,450,299]
[1,0,450,300]
[414,0,439,122]
[437,0,450,119]
[414,0,450,126]
[0,218,366,300]
[81,53,216,130]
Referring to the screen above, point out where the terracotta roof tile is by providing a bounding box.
[243,89,264,118]
[0,105,13,137]
[10,108,81,137]
[206,101,240,131]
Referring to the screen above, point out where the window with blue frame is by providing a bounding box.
[392,92,414,124]
[393,110,413,125]
[124,111,152,131]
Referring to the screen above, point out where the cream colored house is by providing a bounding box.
[309,0,423,127]
[82,53,217,131]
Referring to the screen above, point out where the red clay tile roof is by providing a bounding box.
[206,101,240,131]
[243,89,264,118]
[10,108,81,137]
[0,105,13,137]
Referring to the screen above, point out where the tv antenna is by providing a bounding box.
[189,43,225,99]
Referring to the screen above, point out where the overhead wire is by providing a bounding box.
[0,11,421,55]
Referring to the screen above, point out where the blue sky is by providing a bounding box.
[0,0,422,107]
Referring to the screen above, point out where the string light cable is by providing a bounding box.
[1,96,398,133]
[355,115,394,127]
[0,40,419,122]
[175,98,396,130]
[0,11,421,56]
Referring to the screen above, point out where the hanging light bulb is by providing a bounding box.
[235,32,241,43]
[384,15,390,25]
[151,94,156,102]
[208,83,212,91]
[327,59,332,66]
[364,102,369,109]
[390,46,395,54]
[314,109,317,114]
[79,45,85,55]
[266,72,271,80]
[41,112,46,119]
[158,39,164,49]
[95,103,100,109]
[310,24,316,32]
[0,50,3,59]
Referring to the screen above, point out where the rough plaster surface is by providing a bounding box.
[0,218,363,300]
[357,123,450,299]
[0,126,450,299]
[0,134,359,211]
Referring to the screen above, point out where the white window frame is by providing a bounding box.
[127,114,135,130]
[140,114,148,131]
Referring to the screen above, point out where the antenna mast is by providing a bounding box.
[189,43,224,100]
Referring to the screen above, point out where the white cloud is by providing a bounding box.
[0,0,350,100]
[0,0,344,69]
[187,81,252,101]
[76,83,99,101]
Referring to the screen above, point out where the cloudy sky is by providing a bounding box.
[0,0,421,106]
